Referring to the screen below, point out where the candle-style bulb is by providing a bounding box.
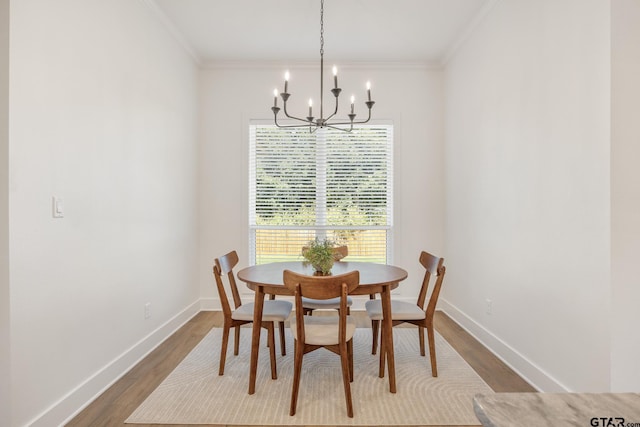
[308,98,313,117]
[284,71,290,93]
[366,81,372,101]
[273,89,278,107]
[333,65,338,89]
[350,95,355,114]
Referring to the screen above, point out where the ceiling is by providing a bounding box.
[150,0,491,65]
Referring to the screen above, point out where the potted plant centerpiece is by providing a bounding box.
[302,237,337,275]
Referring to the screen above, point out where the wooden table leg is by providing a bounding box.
[380,285,396,393]
[248,285,265,395]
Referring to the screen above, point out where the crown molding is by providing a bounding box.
[139,0,202,66]
[441,0,502,67]
[202,60,442,71]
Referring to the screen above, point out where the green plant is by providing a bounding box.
[302,238,335,275]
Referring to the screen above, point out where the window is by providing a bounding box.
[249,122,393,265]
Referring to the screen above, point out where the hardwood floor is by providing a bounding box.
[66,310,536,427]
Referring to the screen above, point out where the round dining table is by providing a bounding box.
[237,261,408,395]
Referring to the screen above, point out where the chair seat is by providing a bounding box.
[232,300,293,322]
[290,315,356,346]
[301,296,353,310]
[365,299,426,321]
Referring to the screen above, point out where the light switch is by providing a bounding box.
[52,196,64,218]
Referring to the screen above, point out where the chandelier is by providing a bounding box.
[271,0,375,133]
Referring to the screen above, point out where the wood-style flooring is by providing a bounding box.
[66,310,536,427]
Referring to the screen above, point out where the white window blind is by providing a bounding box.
[249,122,393,265]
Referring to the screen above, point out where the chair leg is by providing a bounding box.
[290,340,304,416]
[348,338,354,382]
[378,321,386,378]
[279,321,286,356]
[267,322,277,380]
[339,341,354,418]
[426,324,438,377]
[418,325,426,357]
[371,319,379,355]
[219,324,231,376]
[234,325,241,356]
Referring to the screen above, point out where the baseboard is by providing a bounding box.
[439,298,570,392]
[30,299,202,427]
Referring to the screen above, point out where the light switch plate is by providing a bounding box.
[52,196,64,218]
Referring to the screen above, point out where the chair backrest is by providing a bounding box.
[213,250,242,318]
[283,270,359,344]
[332,245,348,261]
[416,251,446,320]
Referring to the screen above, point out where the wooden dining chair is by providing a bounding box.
[300,245,354,315]
[213,250,292,377]
[365,250,446,377]
[283,269,360,418]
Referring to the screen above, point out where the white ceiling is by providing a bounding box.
[150,0,491,65]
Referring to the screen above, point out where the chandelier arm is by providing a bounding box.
[351,113,372,125]
[322,91,340,122]
[274,123,320,129]
[325,123,355,133]
[273,114,321,129]
[274,121,320,129]
[280,92,313,123]
[274,120,317,128]
[282,103,314,124]
[323,119,367,127]
[283,114,314,124]
[347,116,372,125]
[321,108,373,127]
[350,105,374,124]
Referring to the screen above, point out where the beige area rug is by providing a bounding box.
[126,327,493,425]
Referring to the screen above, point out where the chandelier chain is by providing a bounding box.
[320,0,324,57]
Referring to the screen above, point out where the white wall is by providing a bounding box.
[8,1,200,425]
[0,0,10,425]
[443,0,611,392]
[198,65,445,305]
[611,0,640,391]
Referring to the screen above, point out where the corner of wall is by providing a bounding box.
[1,0,11,424]
[441,0,501,66]
[439,299,570,393]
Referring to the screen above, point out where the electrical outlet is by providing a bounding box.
[144,303,151,319]
[485,299,492,315]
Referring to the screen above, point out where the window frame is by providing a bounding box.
[248,119,394,266]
